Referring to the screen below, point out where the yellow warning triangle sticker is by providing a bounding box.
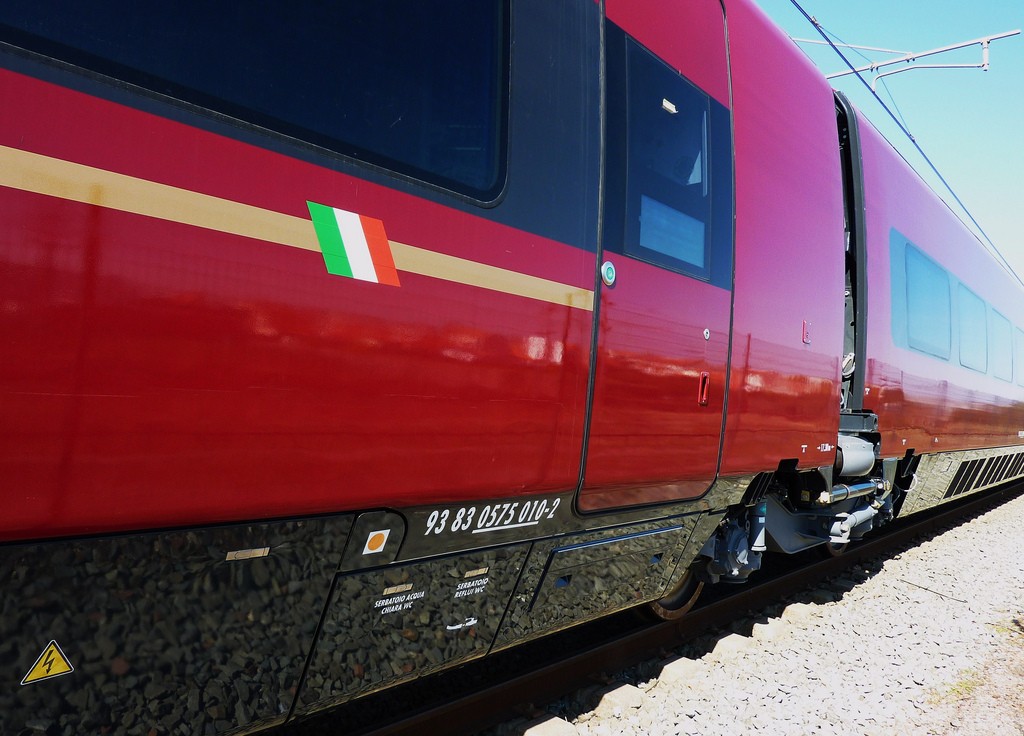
[21,640,74,685]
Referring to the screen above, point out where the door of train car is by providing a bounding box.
[580,0,734,511]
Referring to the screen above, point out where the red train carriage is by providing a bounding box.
[850,100,1024,514]
[1,1,1022,733]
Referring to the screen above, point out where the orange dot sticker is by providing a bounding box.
[362,529,391,555]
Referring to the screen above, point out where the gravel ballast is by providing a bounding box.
[512,489,1024,736]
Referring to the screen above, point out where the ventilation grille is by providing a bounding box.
[944,451,1024,499]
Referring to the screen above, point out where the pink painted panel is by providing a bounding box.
[720,0,846,475]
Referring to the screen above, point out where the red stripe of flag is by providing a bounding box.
[359,215,401,287]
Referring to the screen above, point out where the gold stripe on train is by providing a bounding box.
[0,144,594,311]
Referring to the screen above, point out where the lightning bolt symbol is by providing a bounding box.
[43,648,56,674]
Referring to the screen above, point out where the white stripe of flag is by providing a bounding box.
[334,208,379,283]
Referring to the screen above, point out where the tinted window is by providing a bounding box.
[958,285,987,372]
[601,26,732,288]
[905,245,951,359]
[625,40,713,278]
[990,310,1012,381]
[0,1,508,199]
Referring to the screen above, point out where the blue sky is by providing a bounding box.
[754,0,1024,280]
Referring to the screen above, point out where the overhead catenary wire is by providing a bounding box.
[787,0,1024,288]
[797,25,914,134]
[792,38,910,56]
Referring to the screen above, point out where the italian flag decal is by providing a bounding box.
[307,202,400,286]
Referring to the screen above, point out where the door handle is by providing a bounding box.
[698,371,710,406]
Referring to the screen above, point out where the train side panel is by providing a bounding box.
[856,111,1024,457]
[0,3,612,733]
[719,0,846,476]
[0,1,601,542]
[578,0,734,510]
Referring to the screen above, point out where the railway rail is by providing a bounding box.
[276,481,1024,736]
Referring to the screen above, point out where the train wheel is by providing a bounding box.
[823,540,849,557]
[648,567,704,620]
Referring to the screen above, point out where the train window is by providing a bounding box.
[957,285,988,372]
[625,40,712,278]
[990,310,1013,381]
[1016,328,1024,387]
[0,1,509,200]
[601,25,732,288]
[904,245,951,360]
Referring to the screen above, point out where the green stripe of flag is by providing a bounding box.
[307,201,353,277]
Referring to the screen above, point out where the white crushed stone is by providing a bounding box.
[505,490,1024,736]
